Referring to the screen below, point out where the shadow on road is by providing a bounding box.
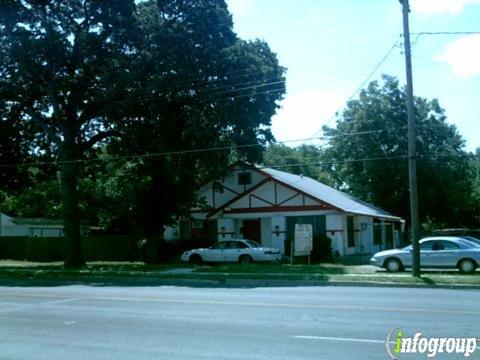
[0,275,337,289]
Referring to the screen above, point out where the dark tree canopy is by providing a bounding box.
[322,75,475,228]
[0,0,285,264]
[263,144,333,186]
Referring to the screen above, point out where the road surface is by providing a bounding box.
[1,283,479,359]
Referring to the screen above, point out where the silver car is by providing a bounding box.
[370,237,480,273]
[461,236,480,247]
[181,239,281,264]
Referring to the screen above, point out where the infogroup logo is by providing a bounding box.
[385,328,478,359]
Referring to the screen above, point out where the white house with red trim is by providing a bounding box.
[166,162,404,257]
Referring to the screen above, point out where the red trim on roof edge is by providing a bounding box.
[224,205,333,214]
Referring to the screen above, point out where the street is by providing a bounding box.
[1,284,479,359]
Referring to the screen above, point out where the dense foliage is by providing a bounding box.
[263,144,333,186]
[0,0,285,265]
[321,75,477,227]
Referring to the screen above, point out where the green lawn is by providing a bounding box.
[0,260,478,287]
[0,260,179,272]
[192,263,376,275]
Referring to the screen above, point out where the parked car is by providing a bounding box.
[370,236,480,273]
[461,236,480,247]
[181,239,282,264]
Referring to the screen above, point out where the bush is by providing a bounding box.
[312,235,333,262]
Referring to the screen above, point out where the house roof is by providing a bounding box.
[11,218,64,226]
[257,166,402,221]
[1,211,64,226]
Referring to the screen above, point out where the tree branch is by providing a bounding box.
[25,107,62,146]
[82,130,121,151]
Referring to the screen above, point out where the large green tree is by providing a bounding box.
[0,116,29,195]
[263,144,333,185]
[0,0,285,265]
[1,0,142,266]
[322,75,475,228]
[96,1,285,262]
[472,148,480,224]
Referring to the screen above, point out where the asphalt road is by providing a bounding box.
[1,283,479,360]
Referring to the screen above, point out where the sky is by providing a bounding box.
[225,0,480,152]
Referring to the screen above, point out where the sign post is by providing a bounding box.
[293,224,313,265]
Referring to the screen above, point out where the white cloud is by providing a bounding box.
[411,0,480,15]
[435,34,480,78]
[271,91,346,145]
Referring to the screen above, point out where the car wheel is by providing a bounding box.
[385,258,402,273]
[239,255,253,265]
[189,254,203,265]
[458,259,476,274]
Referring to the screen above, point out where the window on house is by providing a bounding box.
[347,216,355,248]
[238,172,252,185]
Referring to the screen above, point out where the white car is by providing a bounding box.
[181,239,282,264]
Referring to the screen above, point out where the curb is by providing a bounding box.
[0,272,479,290]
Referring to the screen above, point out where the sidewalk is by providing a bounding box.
[0,262,479,289]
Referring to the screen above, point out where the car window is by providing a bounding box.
[440,241,459,250]
[210,242,229,249]
[244,240,261,248]
[463,237,480,246]
[227,241,248,249]
[420,241,433,250]
[431,241,445,251]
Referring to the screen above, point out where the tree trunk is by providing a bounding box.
[60,158,85,268]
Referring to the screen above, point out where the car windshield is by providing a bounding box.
[243,240,261,248]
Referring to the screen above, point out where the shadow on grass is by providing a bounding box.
[419,276,436,286]
[0,273,332,289]
[195,262,350,275]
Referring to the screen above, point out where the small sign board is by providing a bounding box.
[294,224,313,256]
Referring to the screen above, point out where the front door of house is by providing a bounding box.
[242,219,261,243]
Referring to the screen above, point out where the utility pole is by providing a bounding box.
[400,0,421,277]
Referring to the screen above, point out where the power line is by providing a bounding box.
[260,153,480,171]
[410,31,480,36]
[44,152,480,181]
[4,125,475,171]
[311,40,401,137]
[0,126,409,168]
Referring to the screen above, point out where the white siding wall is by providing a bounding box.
[197,167,267,209]
[276,185,303,206]
[217,218,235,240]
[225,181,323,210]
[357,216,374,254]
[234,220,243,239]
[326,214,345,256]
[1,224,29,236]
[260,218,272,248]
[271,216,286,254]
